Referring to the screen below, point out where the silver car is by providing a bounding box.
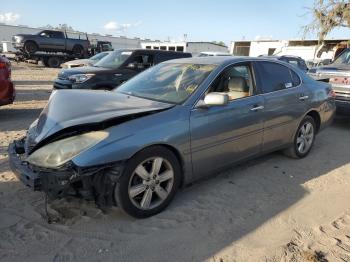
[9,57,335,218]
[61,51,112,69]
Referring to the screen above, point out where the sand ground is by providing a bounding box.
[0,63,350,262]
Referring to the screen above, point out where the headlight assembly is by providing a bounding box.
[26,131,108,168]
[14,36,23,42]
[68,73,95,83]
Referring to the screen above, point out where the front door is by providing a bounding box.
[190,62,265,179]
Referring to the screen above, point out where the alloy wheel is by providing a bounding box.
[128,157,174,210]
[296,122,314,154]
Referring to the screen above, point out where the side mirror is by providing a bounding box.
[127,62,137,69]
[196,92,229,108]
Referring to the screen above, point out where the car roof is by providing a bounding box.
[261,55,304,60]
[114,48,191,55]
[162,56,306,72]
[163,56,254,65]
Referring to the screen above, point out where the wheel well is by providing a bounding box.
[306,110,321,132]
[25,40,37,45]
[73,44,83,50]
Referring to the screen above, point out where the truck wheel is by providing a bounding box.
[72,45,84,58]
[47,57,62,68]
[41,58,49,67]
[24,41,38,54]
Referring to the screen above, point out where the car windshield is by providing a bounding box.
[333,49,350,65]
[94,50,132,69]
[90,52,109,61]
[116,63,216,104]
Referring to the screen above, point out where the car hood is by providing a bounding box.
[13,34,34,38]
[58,66,116,78]
[32,90,173,144]
[64,59,91,65]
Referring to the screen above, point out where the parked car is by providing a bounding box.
[308,48,350,114]
[9,57,335,218]
[0,55,15,106]
[90,41,113,55]
[61,51,112,69]
[261,55,308,72]
[53,49,192,90]
[197,52,231,57]
[12,30,90,57]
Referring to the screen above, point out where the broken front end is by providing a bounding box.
[8,134,124,209]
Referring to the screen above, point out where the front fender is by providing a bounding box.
[71,106,193,181]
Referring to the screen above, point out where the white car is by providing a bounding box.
[61,51,112,69]
[197,51,231,57]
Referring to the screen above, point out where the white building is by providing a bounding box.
[141,41,228,55]
[230,38,349,61]
[0,24,152,52]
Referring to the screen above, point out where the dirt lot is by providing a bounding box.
[1,63,350,262]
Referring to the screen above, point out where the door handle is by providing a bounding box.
[299,95,309,101]
[250,105,264,111]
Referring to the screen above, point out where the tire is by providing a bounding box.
[47,57,61,68]
[41,58,49,67]
[283,115,316,159]
[24,41,38,54]
[72,45,84,58]
[114,146,181,218]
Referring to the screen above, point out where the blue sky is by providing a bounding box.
[1,0,350,45]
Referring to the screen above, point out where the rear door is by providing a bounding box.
[190,62,265,179]
[254,61,307,151]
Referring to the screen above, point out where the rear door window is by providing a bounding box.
[256,61,293,93]
[290,69,301,86]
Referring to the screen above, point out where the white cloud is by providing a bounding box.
[103,21,142,32]
[0,12,20,23]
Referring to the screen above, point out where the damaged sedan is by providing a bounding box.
[9,57,335,218]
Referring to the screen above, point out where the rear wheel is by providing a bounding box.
[47,57,62,68]
[284,115,316,158]
[114,146,181,218]
[72,45,84,58]
[41,58,49,67]
[24,41,38,54]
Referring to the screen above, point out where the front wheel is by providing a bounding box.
[284,115,316,158]
[114,146,181,218]
[24,41,38,54]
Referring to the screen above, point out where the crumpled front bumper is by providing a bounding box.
[8,138,124,205]
[8,140,41,190]
[8,139,75,195]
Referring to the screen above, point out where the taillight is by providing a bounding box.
[0,62,10,79]
[330,77,350,85]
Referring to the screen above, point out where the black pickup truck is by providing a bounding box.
[12,30,90,57]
